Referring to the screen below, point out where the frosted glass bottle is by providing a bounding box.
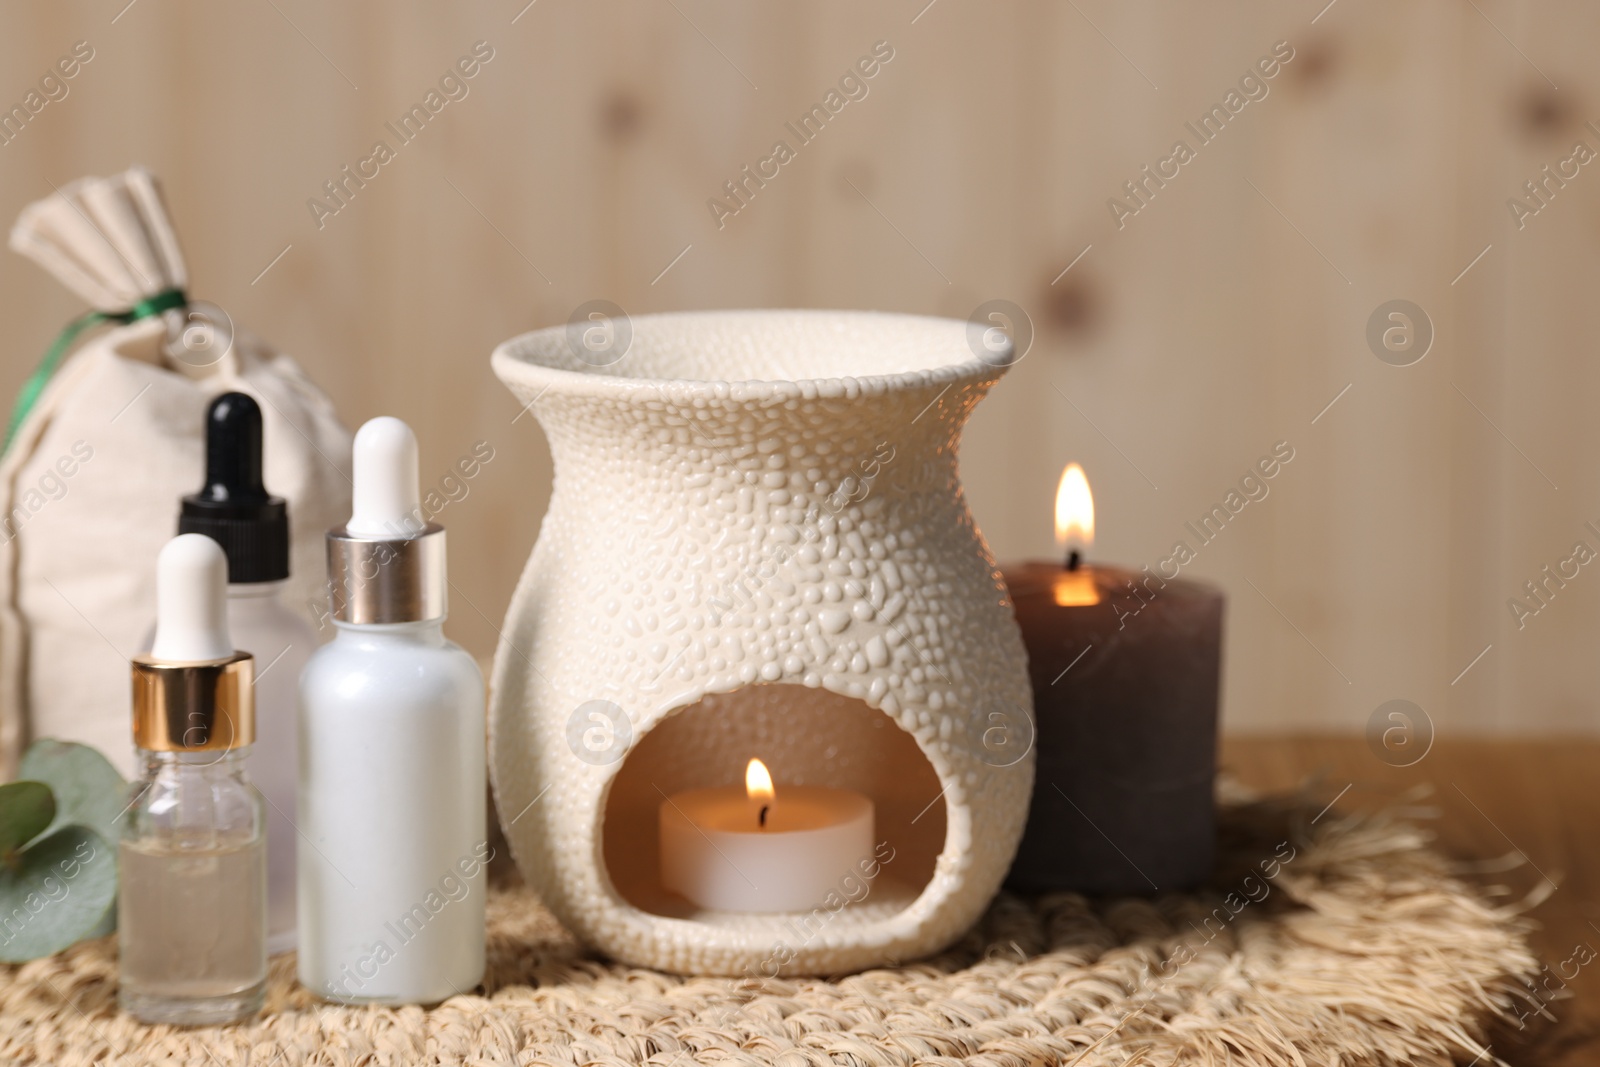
[226,582,314,956]
[161,391,315,956]
[297,416,486,1005]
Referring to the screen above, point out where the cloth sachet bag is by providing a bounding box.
[0,166,351,777]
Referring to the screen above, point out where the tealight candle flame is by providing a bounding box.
[746,757,775,829]
[1054,463,1094,552]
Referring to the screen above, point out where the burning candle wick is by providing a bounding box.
[758,805,769,829]
[1055,463,1092,577]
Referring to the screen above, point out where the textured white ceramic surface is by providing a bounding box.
[489,309,1033,976]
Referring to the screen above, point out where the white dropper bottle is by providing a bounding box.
[297,417,486,1005]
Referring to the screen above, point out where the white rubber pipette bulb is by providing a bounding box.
[150,533,235,662]
[346,416,421,538]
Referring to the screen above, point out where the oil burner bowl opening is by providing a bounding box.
[489,307,1015,397]
[489,309,1035,976]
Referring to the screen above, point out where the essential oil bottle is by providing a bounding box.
[298,416,485,1004]
[120,534,267,1025]
[175,391,315,956]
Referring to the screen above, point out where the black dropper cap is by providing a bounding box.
[178,392,290,584]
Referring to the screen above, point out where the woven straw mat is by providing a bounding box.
[0,789,1539,1066]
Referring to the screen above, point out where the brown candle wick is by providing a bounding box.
[759,805,769,829]
[1064,549,1082,572]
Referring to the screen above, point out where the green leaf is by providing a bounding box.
[79,898,117,940]
[0,781,55,863]
[19,739,127,845]
[0,825,117,963]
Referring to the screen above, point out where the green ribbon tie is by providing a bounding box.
[3,287,188,455]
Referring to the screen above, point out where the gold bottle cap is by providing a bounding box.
[130,652,255,752]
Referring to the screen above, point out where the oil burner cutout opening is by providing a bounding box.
[603,684,946,925]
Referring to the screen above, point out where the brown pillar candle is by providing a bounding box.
[1001,465,1223,894]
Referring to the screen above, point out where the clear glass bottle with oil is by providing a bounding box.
[120,534,267,1025]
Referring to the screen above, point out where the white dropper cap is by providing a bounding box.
[346,416,422,538]
[149,533,235,662]
[326,415,446,624]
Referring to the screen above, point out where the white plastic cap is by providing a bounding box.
[346,416,423,538]
[149,534,235,662]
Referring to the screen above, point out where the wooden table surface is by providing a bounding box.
[1221,737,1600,1067]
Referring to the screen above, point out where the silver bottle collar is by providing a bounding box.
[325,523,447,625]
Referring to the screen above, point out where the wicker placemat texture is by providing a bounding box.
[0,791,1538,1066]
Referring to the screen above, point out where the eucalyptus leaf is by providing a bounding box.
[19,739,127,845]
[0,781,55,862]
[0,825,116,963]
[79,897,118,940]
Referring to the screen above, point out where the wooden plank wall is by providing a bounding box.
[0,0,1594,735]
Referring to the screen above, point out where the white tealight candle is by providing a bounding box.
[660,759,876,913]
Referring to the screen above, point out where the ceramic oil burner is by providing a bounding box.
[489,309,1033,976]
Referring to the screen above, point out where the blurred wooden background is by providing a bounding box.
[0,0,1596,736]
